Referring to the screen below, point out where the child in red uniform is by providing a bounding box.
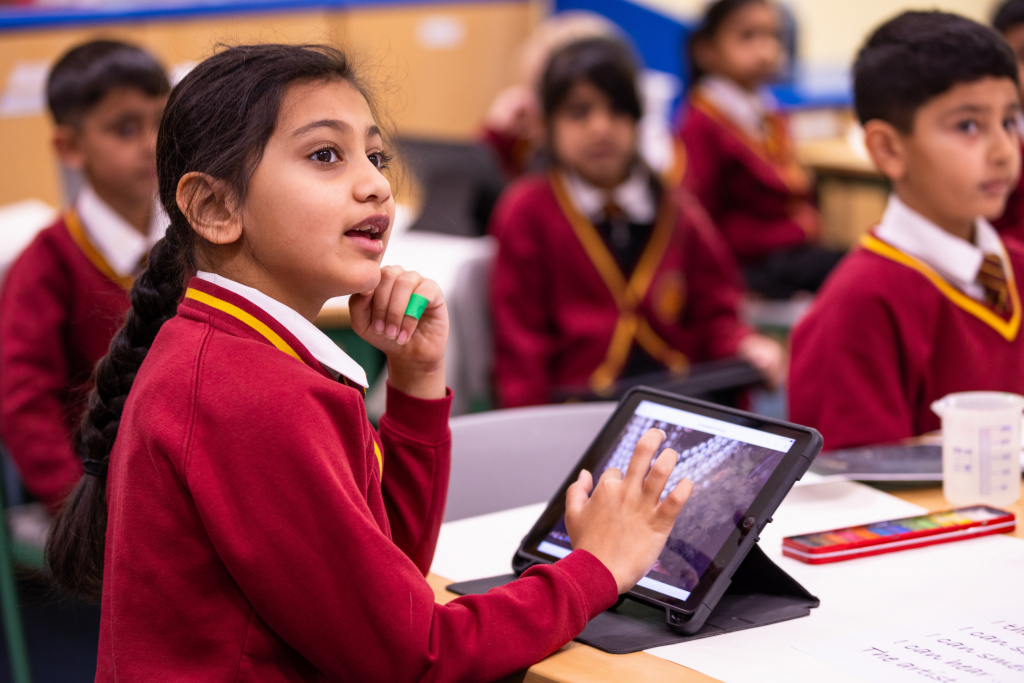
[789,11,1024,450]
[677,0,842,298]
[992,0,1024,241]
[489,36,784,409]
[0,40,168,511]
[45,44,694,681]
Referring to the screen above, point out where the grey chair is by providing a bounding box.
[444,402,617,522]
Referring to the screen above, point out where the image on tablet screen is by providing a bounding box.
[536,400,795,601]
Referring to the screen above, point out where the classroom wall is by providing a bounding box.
[0,1,541,208]
[638,0,997,68]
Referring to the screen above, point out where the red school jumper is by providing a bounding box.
[788,233,1024,450]
[676,93,817,264]
[489,172,750,408]
[98,276,617,682]
[0,211,131,509]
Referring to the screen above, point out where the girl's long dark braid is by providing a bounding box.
[46,225,193,600]
[44,43,374,602]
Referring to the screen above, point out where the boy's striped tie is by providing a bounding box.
[977,252,1009,314]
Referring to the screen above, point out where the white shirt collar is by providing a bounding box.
[698,75,776,139]
[195,271,368,387]
[561,165,657,224]
[75,183,168,278]
[875,194,1005,300]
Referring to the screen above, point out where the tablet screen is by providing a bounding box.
[517,390,817,615]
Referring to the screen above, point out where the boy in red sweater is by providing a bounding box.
[0,40,169,510]
[789,11,1024,450]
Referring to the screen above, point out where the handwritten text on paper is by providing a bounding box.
[796,612,1024,682]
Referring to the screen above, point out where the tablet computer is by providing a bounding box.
[512,387,822,634]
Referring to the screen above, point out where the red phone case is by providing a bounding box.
[781,506,1016,564]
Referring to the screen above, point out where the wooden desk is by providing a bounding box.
[796,137,889,251]
[429,480,1024,682]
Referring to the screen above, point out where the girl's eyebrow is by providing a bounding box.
[292,119,382,140]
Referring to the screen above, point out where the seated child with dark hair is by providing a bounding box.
[676,0,843,299]
[991,0,1024,240]
[489,35,784,409]
[789,11,1024,450]
[0,39,169,510]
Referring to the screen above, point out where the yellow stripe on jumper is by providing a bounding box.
[860,234,1021,342]
[185,288,302,361]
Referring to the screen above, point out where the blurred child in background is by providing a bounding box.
[789,11,1024,450]
[991,0,1024,241]
[482,10,617,179]
[677,0,843,299]
[489,35,784,409]
[0,39,169,511]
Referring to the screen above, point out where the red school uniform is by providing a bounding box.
[0,210,133,509]
[489,171,750,408]
[788,232,1024,451]
[98,276,617,682]
[676,89,817,264]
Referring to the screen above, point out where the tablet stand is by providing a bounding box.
[446,543,818,655]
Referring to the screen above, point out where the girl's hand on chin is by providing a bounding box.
[348,266,449,399]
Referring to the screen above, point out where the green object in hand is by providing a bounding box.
[404,293,429,320]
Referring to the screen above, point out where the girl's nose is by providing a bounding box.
[354,157,392,204]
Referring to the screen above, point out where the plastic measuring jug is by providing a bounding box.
[931,391,1023,507]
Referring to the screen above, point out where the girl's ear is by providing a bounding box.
[176,172,243,245]
[52,125,84,170]
[862,119,907,181]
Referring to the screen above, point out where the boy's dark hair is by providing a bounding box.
[540,35,642,122]
[993,0,1024,34]
[46,39,170,126]
[46,43,381,601]
[686,0,768,85]
[853,11,1018,132]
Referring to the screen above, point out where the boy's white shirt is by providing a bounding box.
[561,165,657,224]
[875,194,1005,302]
[76,183,169,278]
[195,271,368,388]
[698,75,777,140]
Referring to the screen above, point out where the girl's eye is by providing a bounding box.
[311,148,340,163]
[1005,116,1021,134]
[955,119,979,135]
[368,150,392,170]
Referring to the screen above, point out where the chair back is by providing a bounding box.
[444,402,617,521]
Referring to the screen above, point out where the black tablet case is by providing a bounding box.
[447,543,819,655]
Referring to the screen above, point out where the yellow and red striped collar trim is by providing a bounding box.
[183,286,379,473]
[186,287,302,361]
[64,210,135,291]
[860,233,1021,341]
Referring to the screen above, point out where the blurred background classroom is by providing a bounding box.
[0,0,1004,680]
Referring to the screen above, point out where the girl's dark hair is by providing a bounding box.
[47,39,170,126]
[540,35,643,122]
[46,44,375,601]
[686,0,767,85]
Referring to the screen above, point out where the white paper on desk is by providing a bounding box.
[647,481,1024,683]
[430,503,545,583]
[795,610,1024,683]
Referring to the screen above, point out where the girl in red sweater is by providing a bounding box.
[45,44,693,681]
[677,0,843,298]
